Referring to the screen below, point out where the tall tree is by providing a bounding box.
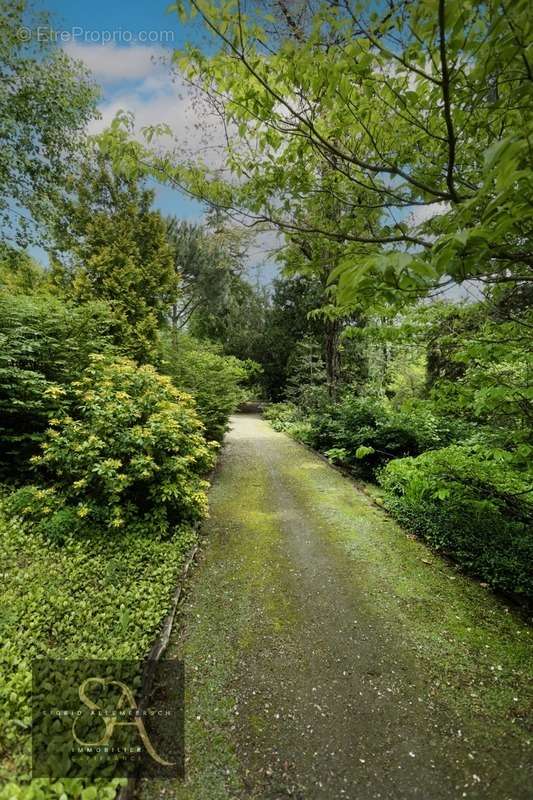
[0,0,98,249]
[261,274,323,400]
[166,214,252,330]
[279,164,378,397]
[50,148,178,361]
[166,219,213,329]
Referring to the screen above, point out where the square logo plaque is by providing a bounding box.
[31,659,184,781]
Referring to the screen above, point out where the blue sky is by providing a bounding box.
[34,0,278,283]
[27,1,475,296]
[45,0,184,37]
[42,0,206,220]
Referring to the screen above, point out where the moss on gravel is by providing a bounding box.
[138,416,532,800]
[139,453,300,800]
[282,446,532,738]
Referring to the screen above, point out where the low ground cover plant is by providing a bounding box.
[0,498,196,799]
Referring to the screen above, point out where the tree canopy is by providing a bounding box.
[162,0,532,306]
[0,0,98,249]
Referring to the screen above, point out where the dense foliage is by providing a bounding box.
[0,293,246,796]
[0,293,122,476]
[263,296,532,599]
[0,499,195,800]
[0,1,97,247]
[380,447,533,597]
[158,331,251,440]
[305,398,468,479]
[27,356,216,532]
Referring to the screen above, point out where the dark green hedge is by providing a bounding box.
[303,397,469,479]
[379,445,533,599]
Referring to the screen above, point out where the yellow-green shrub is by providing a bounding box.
[30,355,216,533]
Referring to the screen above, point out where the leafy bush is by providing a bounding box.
[30,355,216,533]
[263,403,318,446]
[303,397,470,478]
[0,293,123,478]
[379,445,533,598]
[393,401,474,451]
[5,487,83,545]
[0,496,196,799]
[284,418,316,446]
[265,395,473,479]
[429,317,533,451]
[158,332,250,440]
[303,397,419,479]
[262,402,300,432]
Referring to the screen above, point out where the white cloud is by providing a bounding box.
[64,40,230,163]
[409,202,450,228]
[64,41,221,159]
[88,80,187,138]
[89,77,230,165]
[64,41,166,82]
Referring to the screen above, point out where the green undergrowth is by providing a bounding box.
[379,447,533,598]
[0,501,197,800]
[264,404,533,603]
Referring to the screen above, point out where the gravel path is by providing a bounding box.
[138,414,532,800]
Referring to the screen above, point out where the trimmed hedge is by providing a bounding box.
[379,445,533,599]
